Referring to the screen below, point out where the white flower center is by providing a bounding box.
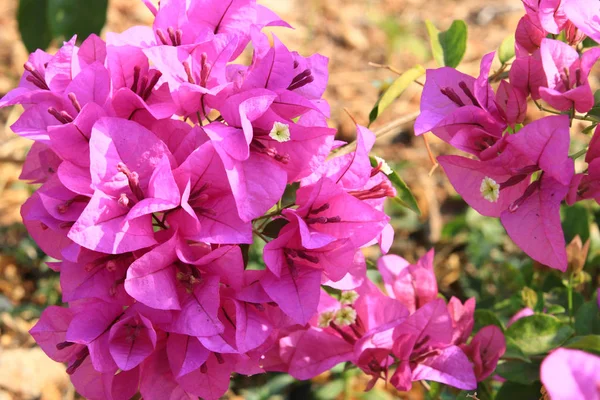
[334,307,357,326]
[340,290,359,305]
[318,311,335,328]
[269,122,291,142]
[480,177,500,203]
[374,156,393,175]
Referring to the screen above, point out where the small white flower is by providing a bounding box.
[480,177,500,203]
[318,311,335,328]
[340,290,359,305]
[374,156,393,175]
[334,307,357,326]
[269,121,291,142]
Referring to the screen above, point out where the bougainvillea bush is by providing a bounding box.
[3,0,600,398]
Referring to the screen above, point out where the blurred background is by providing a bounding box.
[1,0,594,399]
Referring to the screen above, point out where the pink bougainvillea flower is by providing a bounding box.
[202,121,287,221]
[522,0,567,34]
[69,358,140,400]
[139,341,195,400]
[262,212,356,282]
[568,126,600,205]
[563,0,600,44]
[285,284,408,380]
[377,249,438,313]
[509,51,546,100]
[447,297,476,345]
[60,248,134,305]
[541,348,600,400]
[439,115,573,271]
[68,118,180,254]
[30,306,85,363]
[515,15,546,55]
[294,177,390,248]
[124,233,242,312]
[105,42,176,123]
[500,176,569,271]
[539,38,600,113]
[109,312,157,371]
[460,325,506,381]
[303,124,376,190]
[302,123,396,253]
[143,34,237,121]
[495,80,527,127]
[415,55,507,159]
[391,299,477,391]
[19,142,62,184]
[168,140,252,244]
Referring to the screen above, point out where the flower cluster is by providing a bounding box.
[276,250,505,392]
[1,0,505,398]
[416,0,600,272]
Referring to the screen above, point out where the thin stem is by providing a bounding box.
[330,112,420,159]
[253,229,269,243]
[568,272,574,326]
[366,259,377,270]
[152,214,168,230]
[253,204,295,222]
[570,147,588,160]
[488,63,509,83]
[534,99,596,122]
[368,61,403,75]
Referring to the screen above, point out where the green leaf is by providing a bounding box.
[495,382,542,400]
[504,336,530,362]
[564,335,600,355]
[575,301,600,335]
[495,361,540,384]
[369,156,421,215]
[18,0,53,52]
[474,309,505,333]
[498,34,516,64]
[262,219,289,238]
[545,304,566,315]
[425,20,468,68]
[561,203,590,243]
[506,314,574,355]
[583,37,599,48]
[47,0,108,40]
[368,65,425,125]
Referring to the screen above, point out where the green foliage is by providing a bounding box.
[473,309,504,333]
[583,36,599,48]
[17,0,108,52]
[425,20,468,68]
[505,314,574,355]
[575,301,600,335]
[495,382,543,400]
[562,203,590,243]
[564,335,600,355]
[18,0,53,53]
[314,380,345,400]
[368,65,425,126]
[496,360,541,384]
